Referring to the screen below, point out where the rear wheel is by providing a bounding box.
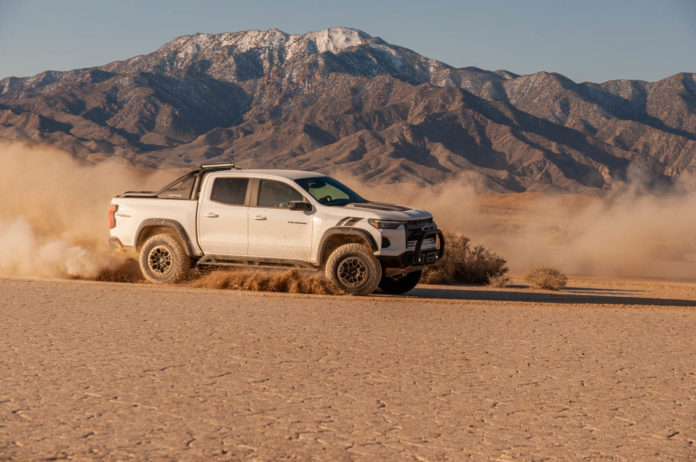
[325,243,382,295]
[379,270,422,294]
[139,233,190,283]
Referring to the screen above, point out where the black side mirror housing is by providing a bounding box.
[289,201,312,211]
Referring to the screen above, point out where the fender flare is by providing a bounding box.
[135,219,198,256]
[318,227,378,263]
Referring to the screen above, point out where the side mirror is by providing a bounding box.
[289,201,312,212]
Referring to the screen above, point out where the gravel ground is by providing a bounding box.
[2,277,696,460]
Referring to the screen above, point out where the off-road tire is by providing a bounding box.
[325,243,382,295]
[379,270,422,294]
[139,233,190,283]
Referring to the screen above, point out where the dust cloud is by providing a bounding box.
[340,173,696,280]
[0,217,118,279]
[191,269,344,295]
[0,141,177,280]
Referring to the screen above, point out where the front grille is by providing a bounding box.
[407,238,436,249]
[405,218,434,228]
[405,219,436,241]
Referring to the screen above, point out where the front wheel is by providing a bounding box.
[139,233,190,283]
[379,270,422,294]
[325,243,382,295]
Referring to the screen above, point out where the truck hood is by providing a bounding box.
[338,201,433,221]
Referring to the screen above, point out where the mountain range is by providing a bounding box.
[1,27,694,193]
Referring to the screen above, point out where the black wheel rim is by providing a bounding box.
[337,256,368,288]
[148,246,172,274]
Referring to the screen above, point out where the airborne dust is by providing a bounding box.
[333,170,696,280]
[0,142,174,280]
[1,141,695,286]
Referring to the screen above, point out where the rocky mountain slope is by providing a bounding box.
[1,27,694,192]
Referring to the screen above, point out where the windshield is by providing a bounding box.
[295,176,367,206]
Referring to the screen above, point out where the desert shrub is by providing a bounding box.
[524,266,567,290]
[422,232,508,285]
[488,274,511,288]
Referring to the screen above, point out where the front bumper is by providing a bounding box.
[379,229,445,268]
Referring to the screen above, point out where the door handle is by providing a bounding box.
[252,215,267,221]
[205,212,219,218]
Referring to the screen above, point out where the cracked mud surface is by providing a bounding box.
[2,277,696,460]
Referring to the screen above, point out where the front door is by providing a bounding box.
[248,179,313,261]
[197,177,249,256]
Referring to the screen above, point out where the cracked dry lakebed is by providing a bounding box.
[1,277,696,460]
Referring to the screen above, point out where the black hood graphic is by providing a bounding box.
[346,202,411,212]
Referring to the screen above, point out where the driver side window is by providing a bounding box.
[257,180,304,208]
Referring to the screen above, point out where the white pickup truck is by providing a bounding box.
[109,164,444,295]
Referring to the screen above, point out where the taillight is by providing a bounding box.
[109,204,118,229]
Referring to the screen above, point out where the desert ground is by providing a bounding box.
[2,275,696,461]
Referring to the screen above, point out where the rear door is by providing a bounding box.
[197,176,249,256]
[247,179,313,261]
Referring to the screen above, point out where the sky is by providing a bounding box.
[0,0,694,83]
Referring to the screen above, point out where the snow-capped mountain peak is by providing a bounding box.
[298,27,371,53]
[160,27,371,56]
[101,27,379,80]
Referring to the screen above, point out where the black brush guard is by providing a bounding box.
[380,228,445,268]
[412,229,445,265]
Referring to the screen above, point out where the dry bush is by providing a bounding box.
[524,266,568,290]
[422,232,508,285]
[488,274,511,288]
[190,268,345,295]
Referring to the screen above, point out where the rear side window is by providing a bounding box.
[211,178,248,205]
[159,174,196,199]
[257,180,304,208]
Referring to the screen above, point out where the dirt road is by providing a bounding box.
[2,277,696,460]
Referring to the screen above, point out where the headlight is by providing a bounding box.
[368,219,402,229]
